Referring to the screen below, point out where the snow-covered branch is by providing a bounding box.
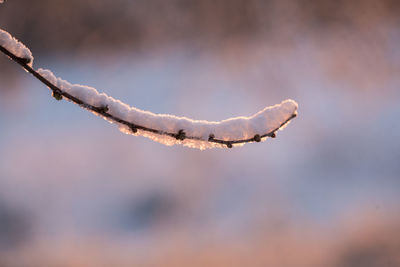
[0,28,298,149]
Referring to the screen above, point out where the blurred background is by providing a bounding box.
[1,0,400,266]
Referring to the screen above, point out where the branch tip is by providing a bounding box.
[175,129,186,141]
[208,134,215,141]
[17,57,31,65]
[52,90,63,101]
[98,105,109,113]
[130,125,138,134]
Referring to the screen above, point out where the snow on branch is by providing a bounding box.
[0,29,33,66]
[0,27,298,149]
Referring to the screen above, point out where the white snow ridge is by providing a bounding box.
[0,26,297,149]
[38,68,298,149]
[0,28,33,66]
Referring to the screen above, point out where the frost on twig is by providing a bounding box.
[0,27,298,149]
[0,29,33,66]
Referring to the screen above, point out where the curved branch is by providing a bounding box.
[0,42,297,149]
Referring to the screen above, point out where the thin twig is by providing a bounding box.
[0,44,296,148]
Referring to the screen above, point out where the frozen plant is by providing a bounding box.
[0,26,298,150]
